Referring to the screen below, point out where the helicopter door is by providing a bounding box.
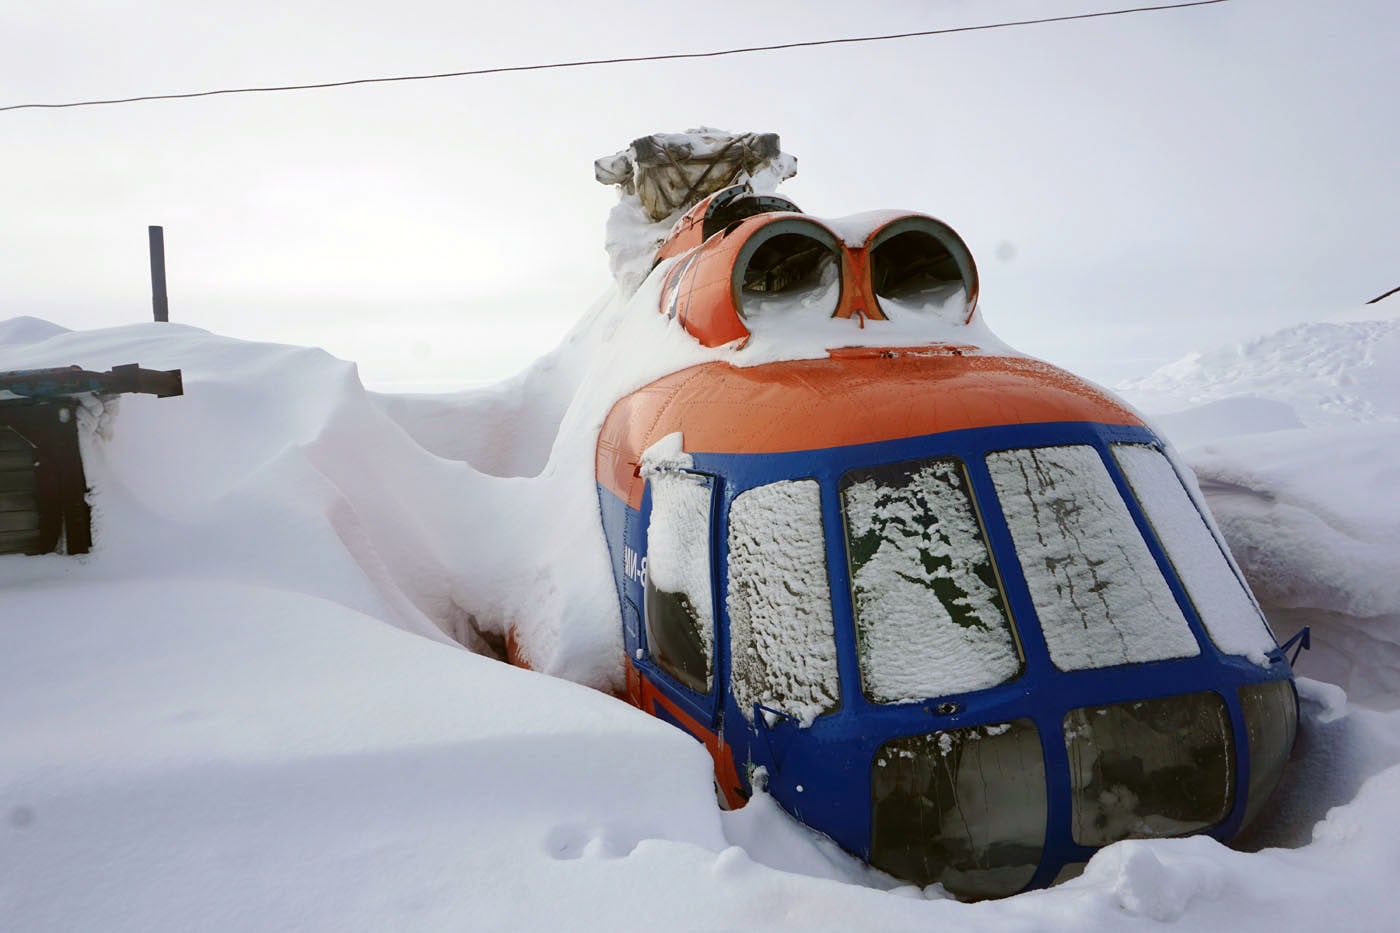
[638,467,721,732]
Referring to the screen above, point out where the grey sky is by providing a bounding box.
[4,0,1396,389]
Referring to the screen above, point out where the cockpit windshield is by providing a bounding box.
[841,458,1022,703]
[985,445,1200,671]
[1110,443,1277,663]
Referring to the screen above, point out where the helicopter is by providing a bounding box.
[574,134,1300,898]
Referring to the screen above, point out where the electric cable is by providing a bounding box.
[1,0,1230,114]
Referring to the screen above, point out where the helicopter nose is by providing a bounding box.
[866,681,1296,900]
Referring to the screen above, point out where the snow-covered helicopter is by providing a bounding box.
[582,132,1298,898]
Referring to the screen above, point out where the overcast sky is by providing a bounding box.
[4,0,1396,390]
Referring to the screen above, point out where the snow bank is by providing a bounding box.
[0,579,730,931]
[0,312,647,686]
[1119,319,1400,427]
[6,301,1400,929]
[0,315,71,345]
[6,247,1400,923]
[6,578,1400,931]
[1121,314,1400,707]
[1113,443,1277,665]
[1176,426,1400,706]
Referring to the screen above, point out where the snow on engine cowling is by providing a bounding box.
[591,151,1298,898]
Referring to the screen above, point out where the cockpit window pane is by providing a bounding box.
[1064,691,1234,846]
[986,445,1199,671]
[871,719,1045,898]
[842,458,1021,703]
[1111,443,1277,664]
[727,479,840,725]
[644,471,714,692]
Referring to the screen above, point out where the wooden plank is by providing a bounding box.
[0,406,90,555]
[0,510,40,533]
[0,528,42,555]
[0,468,37,492]
[0,450,37,471]
[0,490,37,512]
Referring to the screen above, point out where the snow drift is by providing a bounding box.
[5,303,1400,929]
[5,154,1400,925]
[1118,319,1400,709]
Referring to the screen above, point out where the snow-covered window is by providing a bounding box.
[727,479,840,725]
[1112,443,1277,665]
[644,471,715,693]
[842,459,1021,703]
[986,445,1200,671]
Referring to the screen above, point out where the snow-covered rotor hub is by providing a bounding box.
[595,129,795,223]
[598,128,797,295]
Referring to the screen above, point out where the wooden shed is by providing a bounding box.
[0,364,182,556]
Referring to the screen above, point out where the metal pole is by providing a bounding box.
[148,225,169,322]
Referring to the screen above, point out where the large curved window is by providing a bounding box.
[1064,691,1234,846]
[727,479,840,726]
[644,471,715,692]
[842,458,1021,703]
[1239,680,1298,830]
[986,445,1200,671]
[1112,443,1278,664]
[871,719,1046,898]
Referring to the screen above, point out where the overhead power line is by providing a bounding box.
[0,0,1230,114]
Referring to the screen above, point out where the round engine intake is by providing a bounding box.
[732,218,843,321]
[868,216,980,322]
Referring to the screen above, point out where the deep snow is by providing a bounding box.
[6,284,1400,925]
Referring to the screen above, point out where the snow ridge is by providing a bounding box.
[1120,319,1400,426]
[6,305,1400,929]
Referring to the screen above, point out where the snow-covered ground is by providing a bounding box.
[6,277,1400,929]
[1118,313,1400,710]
